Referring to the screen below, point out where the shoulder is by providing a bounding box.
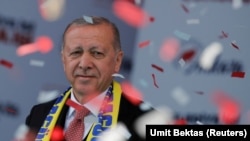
[119,93,154,123]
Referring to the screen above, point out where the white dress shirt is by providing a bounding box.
[65,88,107,140]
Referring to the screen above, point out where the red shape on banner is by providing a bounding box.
[0,59,13,69]
[151,64,164,72]
[112,0,149,28]
[231,71,245,78]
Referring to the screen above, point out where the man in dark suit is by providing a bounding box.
[25,16,152,141]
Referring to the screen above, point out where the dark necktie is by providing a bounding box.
[64,106,89,141]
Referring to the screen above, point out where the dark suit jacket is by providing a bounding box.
[25,93,152,141]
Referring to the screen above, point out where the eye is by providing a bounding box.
[70,50,82,56]
[91,51,105,59]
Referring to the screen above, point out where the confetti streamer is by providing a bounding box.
[231,42,239,50]
[151,73,159,88]
[151,64,164,72]
[0,59,13,69]
[112,0,149,28]
[138,40,151,48]
[181,3,189,13]
[219,30,228,39]
[17,36,53,56]
[231,71,245,78]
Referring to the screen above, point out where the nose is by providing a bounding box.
[78,53,93,71]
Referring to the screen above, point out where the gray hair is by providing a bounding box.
[61,16,121,51]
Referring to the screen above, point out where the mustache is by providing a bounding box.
[73,70,96,77]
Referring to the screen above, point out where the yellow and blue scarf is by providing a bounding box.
[35,81,122,141]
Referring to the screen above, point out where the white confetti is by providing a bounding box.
[30,59,45,67]
[13,124,29,140]
[232,0,243,10]
[196,120,204,125]
[134,106,174,139]
[98,122,130,141]
[199,42,223,71]
[186,19,200,25]
[112,73,125,79]
[83,15,93,24]
[37,90,59,103]
[39,0,65,21]
[171,87,190,106]
[178,58,186,68]
[174,30,191,41]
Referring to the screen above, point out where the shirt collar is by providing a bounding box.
[67,88,108,118]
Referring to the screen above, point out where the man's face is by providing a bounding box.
[61,24,123,96]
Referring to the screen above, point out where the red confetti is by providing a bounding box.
[231,42,239,50]
[231,71,245,78]
[220,30,228,39]
[219,100,240,124]
[149,16,155,22]
[151,64,164,72]
[121,81,143,105]
[159,38,180,62]
[181,49,196,62]
[181,4,189,13]
[112,0,149,28]
[152,73,159,88]
[212,90,240,125]
[66,99,82,111]
[17,36,53,56]
[138,40,150,48]
[50,126,64,141]
[0,59,13,69]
